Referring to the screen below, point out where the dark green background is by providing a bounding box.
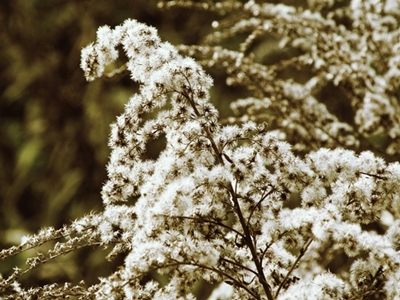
[1,0,391,296]
[0,0,224,290]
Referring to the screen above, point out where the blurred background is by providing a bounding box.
[3,0,392,297]
[0,0,226,293]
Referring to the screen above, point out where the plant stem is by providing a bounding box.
[182,80,274,300]
[275,238,313,298]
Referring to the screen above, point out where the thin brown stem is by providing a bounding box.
[139,260,261,299]
[246,187,274,231]
[181,77,274,300]
[229,185,274,300]
[220,257,258,277]
[275,238,313,298]
[162,214,245,238]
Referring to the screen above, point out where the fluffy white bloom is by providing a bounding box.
[3,1,400,299]
[279,273,345,300]
[78,6,400,300]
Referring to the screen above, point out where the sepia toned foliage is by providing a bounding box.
[1,0,400,299]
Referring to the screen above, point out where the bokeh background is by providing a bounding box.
[0,0,227,293]
[2,0,391,298]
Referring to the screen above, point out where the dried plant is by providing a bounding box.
[1,1,400,299]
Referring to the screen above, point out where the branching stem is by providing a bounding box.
[181,79,274,300]
[275,238,313,298]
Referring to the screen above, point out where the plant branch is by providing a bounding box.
[275,238,313,298]
[161,214,245,238]
[180,77,275,299]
